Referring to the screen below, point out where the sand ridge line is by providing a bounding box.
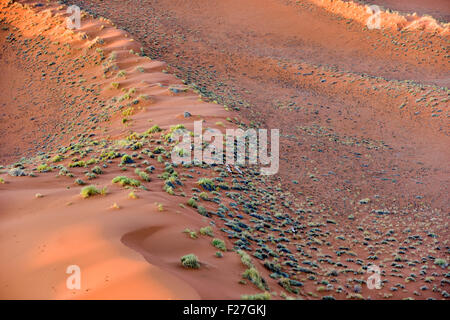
[0,0,242,163]
[306,0,449,35]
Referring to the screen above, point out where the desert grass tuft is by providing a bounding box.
[112,176,141,187]
[181,254,200,269]
[128,191,138,199]
[135,168,150,181]
[80,185,107,198]
[241,292,271,300]
[212,238,227,251]
[199,226,213,237]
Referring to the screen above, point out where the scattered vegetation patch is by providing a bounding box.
[112,176,141,187]
[111,203,120,210]
[146,125,162,134]
[8,168,27,177]
[212,238,227,251]
[128,191,138,199]
[434,259,447,267]
[181,254,200,269]
[200,226,214,237]
[198,192,209,200]
[69,161,86,168]
[187,197,198,208]
[120,154,134,165]
[198,178,215,191]
[80,185,107,198]
[183,228,198,239]
[242,267,265,290]
[51,155,63,163]
[135,168,150,182]
[92,166,103,175]
[241,292,271,300]
[75,178,85,185]
[237,250,253,268]
[37,164,51,172]
[197,205,208,216]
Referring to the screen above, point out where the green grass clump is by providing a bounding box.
[218,182,230,190]
[85,172,97,180]
[198,192,209,200]
[279,278,299,294]
[100,151,120,160]
[199,226,213,237]
[146,125,162,134]
[197,205,208,216]
[241,292,271,300]
[0,177,5,184]
[198,178,215,191]
[243,267,265,290]
[434,259,446,267]
[212,238,227,251]
[164,124,186,140]
[92,166,103,175]
[181,254,200,269]
[237,250,253,268]
[120,154,134,165]
[153,146,166,154]
[51,155,63,163]
[187,197,198,208]
[58,167,71,176]
[80,185,107,198]
[128,191,138,199]
[183,228,198,239]
[112,176,141,187]
[215,251,223,258]
[164,185,175,195]
[74,178,85,185]
[37,164,51,172]
[135,168,150,181]
[69,161,86,168]
[126,131,140,141]
[86,158,97,165]
[170,124,185,131]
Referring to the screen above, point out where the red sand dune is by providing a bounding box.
[360,0,450,22]
[0,0,448,300]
